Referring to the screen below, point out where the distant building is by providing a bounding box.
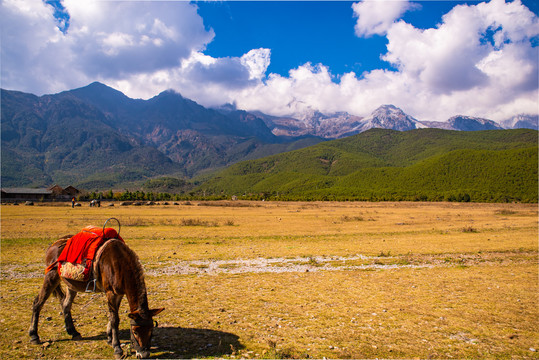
[48,184,80,200]
[1,185,80,202]
[1,188,53,202]
[48,185,65,196]
[63,186,79,196]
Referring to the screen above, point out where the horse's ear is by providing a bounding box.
[128,310,141,320]
[150,308,165,317]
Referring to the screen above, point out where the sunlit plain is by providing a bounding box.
[1,201,537,359]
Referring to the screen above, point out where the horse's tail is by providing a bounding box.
[44,236,70,274]
[44,236,70,302]
[52,282,66,301]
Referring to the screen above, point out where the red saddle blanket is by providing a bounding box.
[46,226,124,281]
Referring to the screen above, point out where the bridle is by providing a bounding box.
[129,317,159,352]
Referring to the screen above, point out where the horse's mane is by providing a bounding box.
[117,240,149,312]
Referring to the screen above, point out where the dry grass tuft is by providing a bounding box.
[340,215,364,222]
[495,209,518,216]
[198,201,261,208]
[180,218,218,227]
[462,226,479,233]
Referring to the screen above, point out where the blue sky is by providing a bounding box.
[197,1,538,79]
[197,1,456,77]
[1,0,538,121]
[198,1,383,77]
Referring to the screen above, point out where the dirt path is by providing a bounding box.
[145,251,535,276]
[3,251,534,280]
[145,255,429,276]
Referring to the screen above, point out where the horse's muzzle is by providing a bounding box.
[136,350,151,359]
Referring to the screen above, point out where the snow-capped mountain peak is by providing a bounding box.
[361,105,424,131]
[500,114,538,130]
[255,104,535,139]
[447,115,503,131]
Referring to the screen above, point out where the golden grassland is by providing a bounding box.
[1,201,538,359]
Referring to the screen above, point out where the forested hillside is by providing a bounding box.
[199,128,538,202]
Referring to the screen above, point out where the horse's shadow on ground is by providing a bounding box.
[84,326,244,359]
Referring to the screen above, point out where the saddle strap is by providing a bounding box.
[44,260,58,274]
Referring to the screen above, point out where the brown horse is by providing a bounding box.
[29,235,164,359]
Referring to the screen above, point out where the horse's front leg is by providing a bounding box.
[106,292,124,358]
[29,270,61,344]
[62,288,82,340]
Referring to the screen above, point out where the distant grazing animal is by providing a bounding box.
[29,223,164,359]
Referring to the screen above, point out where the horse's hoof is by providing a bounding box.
[29,331,40,344]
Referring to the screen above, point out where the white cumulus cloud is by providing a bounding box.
[231,0,539,122]
[105,48,271,103]
[241,48,271,81]
[1,0,213,94]
[352,0,414,37]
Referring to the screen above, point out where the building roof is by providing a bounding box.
[1,188,52,195]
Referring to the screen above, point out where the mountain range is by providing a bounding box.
[1,82,537,189]
[1,83,322,188]
[258,104,537,138]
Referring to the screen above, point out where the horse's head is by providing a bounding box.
[128,308,165,359]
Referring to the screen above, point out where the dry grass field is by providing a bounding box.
[1,201,537,359]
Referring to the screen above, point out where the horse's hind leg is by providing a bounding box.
[62,288,82,340]
[29,270,61,344]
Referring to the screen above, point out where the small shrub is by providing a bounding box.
[340,215,364,222]
[495,209,517,216]
[198,201,261,208]
[157,218,175,226]
[266,339,277,350]
[123,217,150,226]
[308,256,322,267]
[462,226,478,233]
[181,218,218,227]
